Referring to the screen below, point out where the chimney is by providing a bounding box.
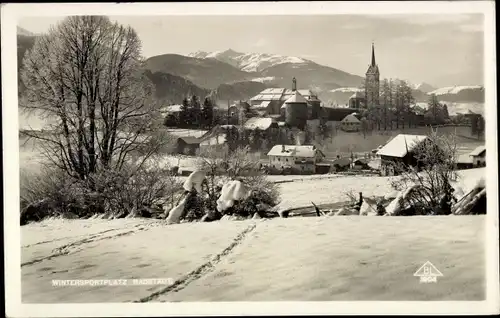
[292,77,297,91]
[282,144,285,152]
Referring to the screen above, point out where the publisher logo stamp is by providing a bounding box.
[414,261,443,283]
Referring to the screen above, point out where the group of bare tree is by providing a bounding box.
[19,16,176,220]
[361,79,418,131]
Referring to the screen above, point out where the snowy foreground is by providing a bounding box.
[21,168,486,302]
[22,216,485,302]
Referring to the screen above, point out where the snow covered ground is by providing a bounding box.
[275,168,485,211]
[21,215,485,302]
[20,168,487,302]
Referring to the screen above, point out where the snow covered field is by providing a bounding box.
[21,216,485,302]
[20,168,487,302]
[275,168,485,211]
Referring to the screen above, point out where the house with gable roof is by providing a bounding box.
[267,144,325,174]
[376,134,442,176]
[469,145,486,167]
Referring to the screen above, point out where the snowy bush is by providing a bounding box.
[20,161,182,224]
[193,146,281,219]
[390,130,458,215]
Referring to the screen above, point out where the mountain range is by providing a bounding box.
[16,28,485,108]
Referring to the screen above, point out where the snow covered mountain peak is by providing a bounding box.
[188,49,311,72]
[411,82,437,93]
[429,85,484,95]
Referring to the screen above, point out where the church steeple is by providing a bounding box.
[371,42,376,67]
[365,42,380,108]
[366,42,379,75]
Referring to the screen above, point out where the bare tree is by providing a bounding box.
[20,16,163,182]
[390,129,458,215]
[380,79,391,130]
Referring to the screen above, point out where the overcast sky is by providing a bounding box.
[18,14,484,87]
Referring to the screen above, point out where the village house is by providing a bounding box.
[160,104,183,126]
[456,153,474,170]
[198,124,235,151]
[175,137,200,156]
[340,113,361,132]
[469,145,486,167]
[376,134,438,176]
[348,91,365,109]
[267,144,325,174]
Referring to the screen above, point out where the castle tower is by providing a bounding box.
[365,43,380,108]
[292,77,297,91]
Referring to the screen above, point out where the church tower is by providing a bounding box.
[365,43,380,108]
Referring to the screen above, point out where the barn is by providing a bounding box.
[469,145,486,167]
[175,137,200,156]
[377,134,437,176]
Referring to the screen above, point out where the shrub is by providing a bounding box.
[19,161,182,224]
[193,146,281,219]
[390,130,458,215]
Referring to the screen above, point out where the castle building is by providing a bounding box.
[248,77,321,119]
[365,43,380,108]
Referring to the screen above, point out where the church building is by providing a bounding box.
[365,42,380,108]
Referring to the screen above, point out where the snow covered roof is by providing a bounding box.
[267,145,317,158]
[177,137,200,145]
[199,134,227,146]
[341,114,361,123]
[349,91,364,99]
[284,91,308,104]
[160,105,183,113]
[250,87,320,104]
[243,117,277,130]
[167,129,208,138]
[457,154,473,164]
[254,101,271,109]
[470,145,486,157]
[377,134,429,158]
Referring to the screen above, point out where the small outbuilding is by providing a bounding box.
[377,134,437,176]
[469,145,486,167]
[340,113,361,132]
[456,154,474,170]
[348,91,365,109]
[176,137,200,156]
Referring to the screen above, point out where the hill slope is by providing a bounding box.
[17,34,37,95]
[212,81,268,102]
[145,54,257,89]
[17,33,213,106]
[144,70,210,104]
